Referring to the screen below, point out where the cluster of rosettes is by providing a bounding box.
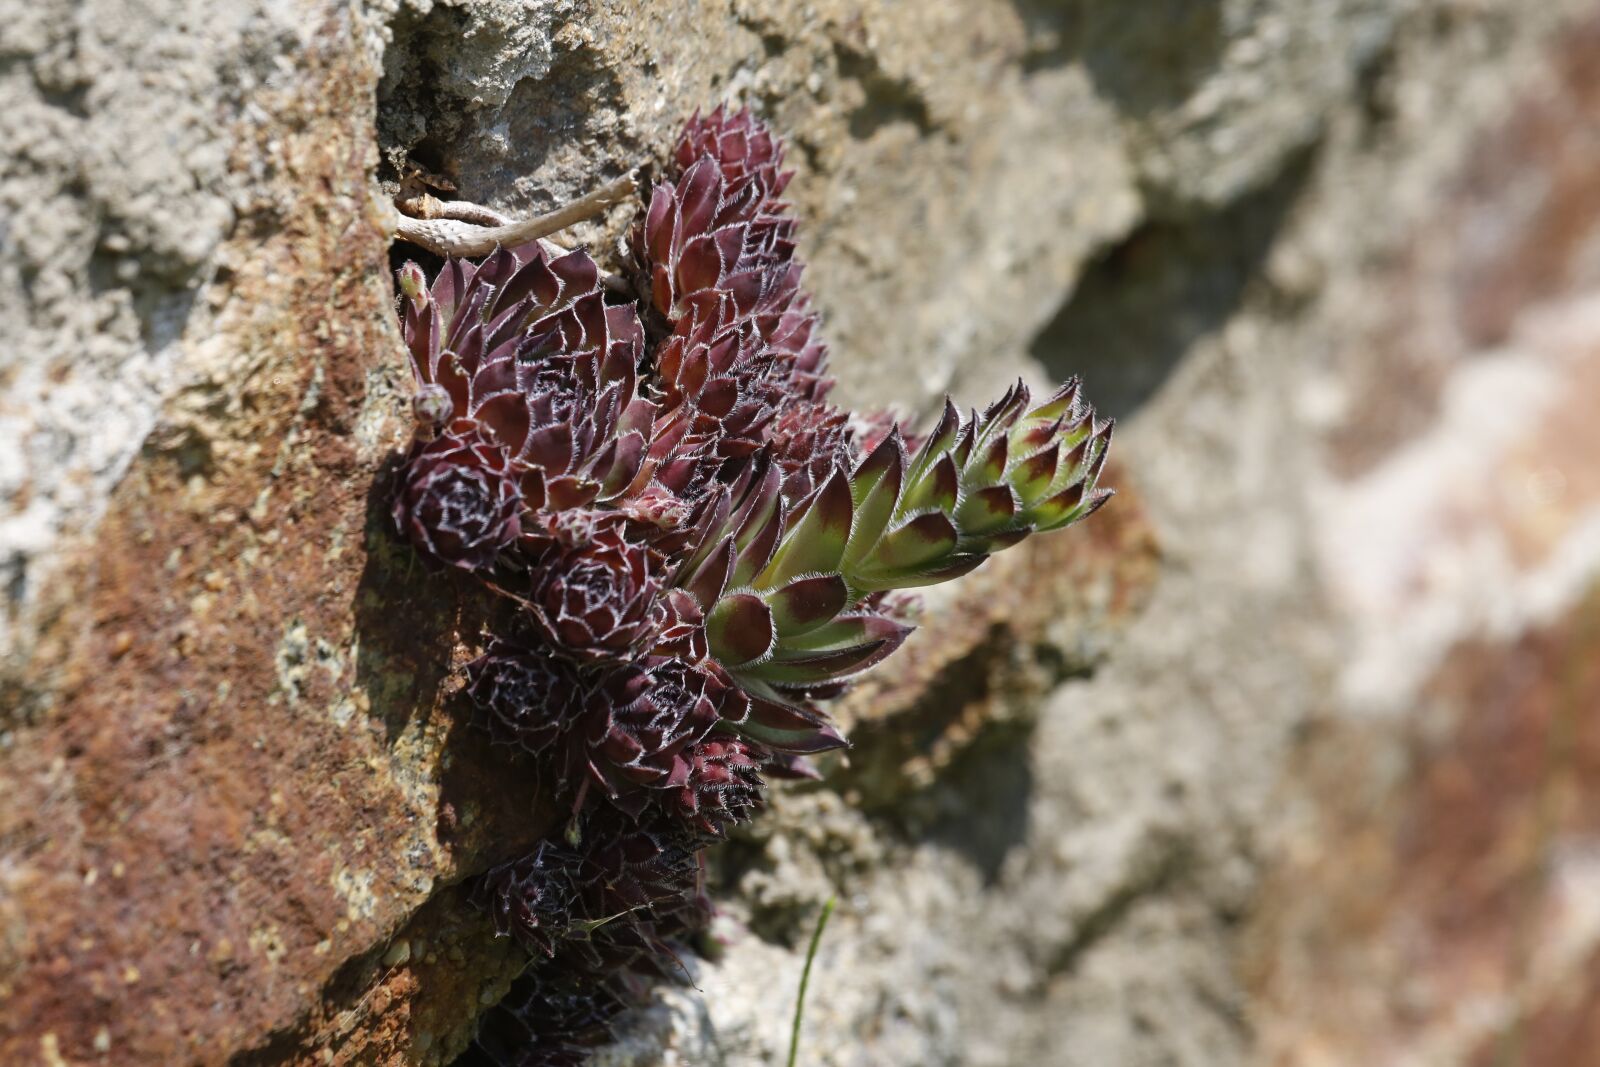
[390,108,1113,1063]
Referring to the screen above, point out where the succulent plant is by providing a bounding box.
[474,839,585,959]
[477,805,708,971]
[632,105,837,513]
[397,243,655,514]
[389,109,1118,1067]
[843,378,1115,585]
[522,523,667,666]
[471,965,629,1067]
[765,297,834,404]
[673,105,792,224]
[392,424,524,571]
[561,656,735,799]
[668,736,768,835]
[641,118,795,322]
[466,639,593,756]
[767,397,852,503]
[665,379,1112,751]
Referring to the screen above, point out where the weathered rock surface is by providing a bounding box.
[3,1,1600,1065]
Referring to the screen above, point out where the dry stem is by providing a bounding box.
[392,171,638,258]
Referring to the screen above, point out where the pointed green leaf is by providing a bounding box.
[747,640,893,685]
[850,429,903,508]
[707,592,777,667]
[732,499,786,588]
[1080,487,1115,520]
[729,460,786,586]
[950,416,977,468]
[733,461,784,546]
[779,612,914,654]
[904,453,959,515]
[907,398,959,483]
[1058,434,1091,485]
[722,683,851,753]
[733,717,849,754]
[1031,486,1115,531]
[880,510,959,568]
[1014,415,1064,456]
[745,639,902,687]
[845,437,906,576]
[1027,479,1085,529]
[973,431,1009,485]
[956,483,1017,536]
[898,553,987,586]
[856,511,957,582]
[1012,442,1060,504]
[1026,376,1080,423]
[673,486,732,585]
[768,574,849,637]
[853,553,985,591]
[736,688,832,730]
[962,528,1029,554]
[981,380,1031,431]
[685,536,736,608]
[755,467,853,590]
[853,553,988,592]
[1084,419,1115,487]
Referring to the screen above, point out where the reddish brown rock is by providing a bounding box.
[1250,585,1600,1067]
[0,31,552,1066]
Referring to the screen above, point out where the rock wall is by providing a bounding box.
[3,1,1599,1064]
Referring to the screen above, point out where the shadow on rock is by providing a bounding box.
[351,452,479,745]
[1031,146,1317,420]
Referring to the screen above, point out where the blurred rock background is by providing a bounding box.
[3,0,1600,1064]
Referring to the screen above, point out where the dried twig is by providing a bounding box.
[391,171,638,258]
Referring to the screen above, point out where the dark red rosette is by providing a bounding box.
[398,243,656,514]
[391,422,523,571]
[473,841,584,958]
[641,108,801,324]
[470,964,629,1067]
[465,639,593,756]
[672,105,793,221]
[565,655,745,801]
[767,398,852,503]
[524,523,665,665]
[668,736,768,836]
[474,806,709,978]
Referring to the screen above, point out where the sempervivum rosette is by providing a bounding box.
[650,293,784,468]
[561,656,733,800]
[673,105,792,224]
[640,135,796,322]
[474,840,584,958]
[767,397,852,502]
[397,244,656,514]
[471,964,628,1067]
[668,736,767,836]
[523,522,666,665]
[391,423,523,571]
[466,640,593,756]
[477,805,708,974]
